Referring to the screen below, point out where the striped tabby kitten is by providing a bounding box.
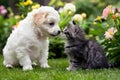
[63,23,109,71]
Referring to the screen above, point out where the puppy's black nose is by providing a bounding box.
[57,30,61,35]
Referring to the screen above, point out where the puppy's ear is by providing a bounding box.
[34,12,48,26]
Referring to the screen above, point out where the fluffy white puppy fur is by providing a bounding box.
[3,6,60,71]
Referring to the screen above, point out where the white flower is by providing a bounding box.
[58,8,64,13]
[104,32,114,39]
[81,13,87,19]
[104,27,117,40]
[72,14,83,22]
[63,3,76,14]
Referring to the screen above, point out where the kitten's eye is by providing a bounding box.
[49,22,54,26]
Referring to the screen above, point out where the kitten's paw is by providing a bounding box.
[5,64,13,68]
[66,67,71,71]
[41,64,50,68]
[66,66,78,71]
[23,65,33,71]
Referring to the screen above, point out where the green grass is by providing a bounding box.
[0,55,120,80]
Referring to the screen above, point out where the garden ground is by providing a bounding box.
[0,55,120,80]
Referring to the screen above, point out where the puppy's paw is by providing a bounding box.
[23,65,33,71]
[6,64,13,68]
[40,64,50,68]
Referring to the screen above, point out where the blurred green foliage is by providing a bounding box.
[74,0,120,20]
[49,36,66,59]
[0,16,16,53]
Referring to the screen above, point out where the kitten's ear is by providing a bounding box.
[74,25,80,32]
[71,26,78,38]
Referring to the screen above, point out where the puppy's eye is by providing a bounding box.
[49,22,54,26]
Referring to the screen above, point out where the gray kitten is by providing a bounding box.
[63,23,109,71]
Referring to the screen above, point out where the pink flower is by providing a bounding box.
[0,9,7,15]
[12,22,19,30]
[0,5,7,15]
[12,25,17,30]
[102,5,112,19]
[0,5,5,10]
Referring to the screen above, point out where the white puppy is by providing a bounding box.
[3,6,60,71]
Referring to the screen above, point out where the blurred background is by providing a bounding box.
[0,0,120,63]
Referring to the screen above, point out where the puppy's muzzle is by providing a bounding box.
[51,30,61,36]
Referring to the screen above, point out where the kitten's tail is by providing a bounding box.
[109,61,120,68]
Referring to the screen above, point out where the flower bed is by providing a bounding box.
[90,5,120,63]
